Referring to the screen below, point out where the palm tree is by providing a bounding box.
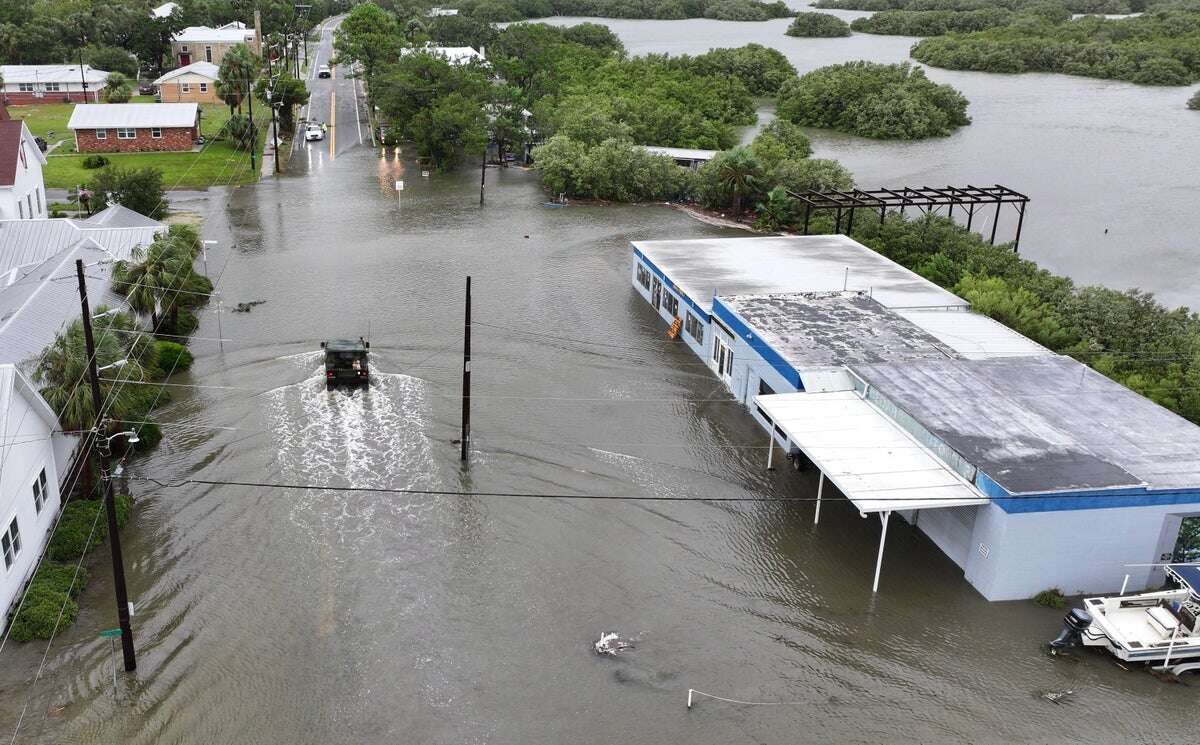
[405,17,426,44]
[217,44,260,116]
[104,72,133,103]
[714,146,762,219]
[120,234,199,329]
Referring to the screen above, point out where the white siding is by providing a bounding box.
[0,133,47,221]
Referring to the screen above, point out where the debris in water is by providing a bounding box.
[594,632,633,656]
[233,300,267,313]
[1038,689,1075,704]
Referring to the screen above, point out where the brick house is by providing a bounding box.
[171,22,260,67]
[154,62,221,104]
[0,65,108,105]
[68,103,199,153]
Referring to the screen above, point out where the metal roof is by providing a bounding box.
[755,390,989,513]
[895,308,1052,360]
[68,103,198,130]
[173,25,258,43]
[0,211,162,277]
[0,65,109,85]
[642,146,718,162]
[76,204,165,229]
[400,46,484,64]
[633,235,969,314]
[151,2,181,18]
[853,356,1200,494]
[153,62,220,84]
[718,292,959,372]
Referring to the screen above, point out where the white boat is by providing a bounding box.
[1051,564,1200,669]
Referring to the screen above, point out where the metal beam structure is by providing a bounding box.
[787,184,1030,253]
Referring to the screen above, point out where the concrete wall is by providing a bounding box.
[0,379,63,622]
[76,125,196,153]
[962,501,1200,601]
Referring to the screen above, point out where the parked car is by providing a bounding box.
[305,123,324,141]
[138,83,157,96]
[318,64,331,78]
[33,136,47,152]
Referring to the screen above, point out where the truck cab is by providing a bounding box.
[321,338,370,388]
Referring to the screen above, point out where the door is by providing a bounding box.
[180,53,191,66]
[650,277,662,310]
[713,337,733,382]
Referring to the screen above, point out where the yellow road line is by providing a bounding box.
[329,90,336,158]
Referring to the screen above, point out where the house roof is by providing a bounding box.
[0,120,47,188]
[634,235,969,315]
[0,65,109,85]
[852,355,1200,494]
[0,207,165,367]
[173,25,257,43]
[153,62,220,85]
[0,363,61,441]
[68,103,198,130]
[151,2,181,18]
[642,146,718,162]
[400,46,484,64]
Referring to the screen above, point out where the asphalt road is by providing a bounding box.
[293,16,369,170]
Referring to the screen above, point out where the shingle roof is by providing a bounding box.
[68,103,198,130]
[0,65,109,85]
[153,61,220,85]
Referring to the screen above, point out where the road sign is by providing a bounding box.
[98,628,122,639]
[395,180,404,191]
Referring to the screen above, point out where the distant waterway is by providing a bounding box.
[542,9,1200,308]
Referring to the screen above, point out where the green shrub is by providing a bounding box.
[156,341,194,374]
[32,563,90,598]
[7,585,78,642]
[82,154,110,169]
[158,309,199,338]
[47,500,108,562]
[131,420,163,452]
[1188,90,1200,110]
[1033,588,1067,608]
[786,11,853,36]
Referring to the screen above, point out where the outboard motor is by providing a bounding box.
[1050,608,1093,649]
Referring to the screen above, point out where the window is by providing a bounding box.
[95,129,107,140]
[117,128,136,139]
[758,378,776,396]
[17,200,23,219]
[181,82,191,93]
[664,292,679,318]
[18,83,34,92]
[635,264,651,290]
[32,468,47,513]
[35,187,42,215]
[684,312,704,344]
[205,45,213,63]
[44,82,60,92]
[180,44,189,52]
[199,83,208,92]
[2,517,20,570]
[151,127,163,138]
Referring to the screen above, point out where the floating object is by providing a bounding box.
[1038,689,1075,704]
[232,300,267,313]
[686,688,807,709]
[594,632,633,656]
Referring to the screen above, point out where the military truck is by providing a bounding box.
[321,338,370,389]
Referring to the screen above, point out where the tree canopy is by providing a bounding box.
[786,12,852,37]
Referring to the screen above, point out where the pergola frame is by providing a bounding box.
[787,184,1031,253]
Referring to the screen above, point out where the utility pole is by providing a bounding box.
[246,74,256,171]
[78,45,89,102]
[479,150,486,206]
[460,276,471,461]
[75,259,136,672]
[265,52,280,174]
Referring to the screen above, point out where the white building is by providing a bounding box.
[0,65,109,104]
[0,119,47,221]
[0,364,70,623]
[427,7,460,16]
[400,46,486,66]
[151,1,181,18]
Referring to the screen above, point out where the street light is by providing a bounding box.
[97,358,128,372]
[92,308,122,320]
[201,239,217,276]
[102,429,140,446]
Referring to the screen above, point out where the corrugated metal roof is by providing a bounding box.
[78,204,164,229]
[896,308,1052,360]
[153,62,219,84]
[0,65,109,85]
[151,2,181,18]
[755,390,989,513]
[173,25,257,43]
[853,356,1200,493]
[0,210,162,277]
[634,235,969,314]
[68,103,198,130]
[400,46,484,64]
[642,146,718,162]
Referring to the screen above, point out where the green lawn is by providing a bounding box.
[35,102,267,190]
[9,102,77,153]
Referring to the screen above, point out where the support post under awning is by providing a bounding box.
[873,510,891,593]
[814,472,824,525]
[766,432,774,470]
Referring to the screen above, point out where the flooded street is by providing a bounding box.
[2,12,1198,745]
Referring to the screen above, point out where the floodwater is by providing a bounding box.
[1,14,1197,745]
[544,7,1200,308]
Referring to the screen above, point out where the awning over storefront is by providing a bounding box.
[755,390,989,590]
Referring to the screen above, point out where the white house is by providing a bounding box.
[151,1,181,18]
[0,119,47,221]
[0,65,109,104]
[400,46,486,66]
[0,365,69,624]
[427,7,460,16]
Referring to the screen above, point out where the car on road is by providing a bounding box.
[318,64,331,78]
[305,123,324,142]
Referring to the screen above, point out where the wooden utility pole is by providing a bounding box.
[461,276,471,461]
[246,74,257,171]
[75,259,136,672]
[266,51,280,174]
[479,151,486,205]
